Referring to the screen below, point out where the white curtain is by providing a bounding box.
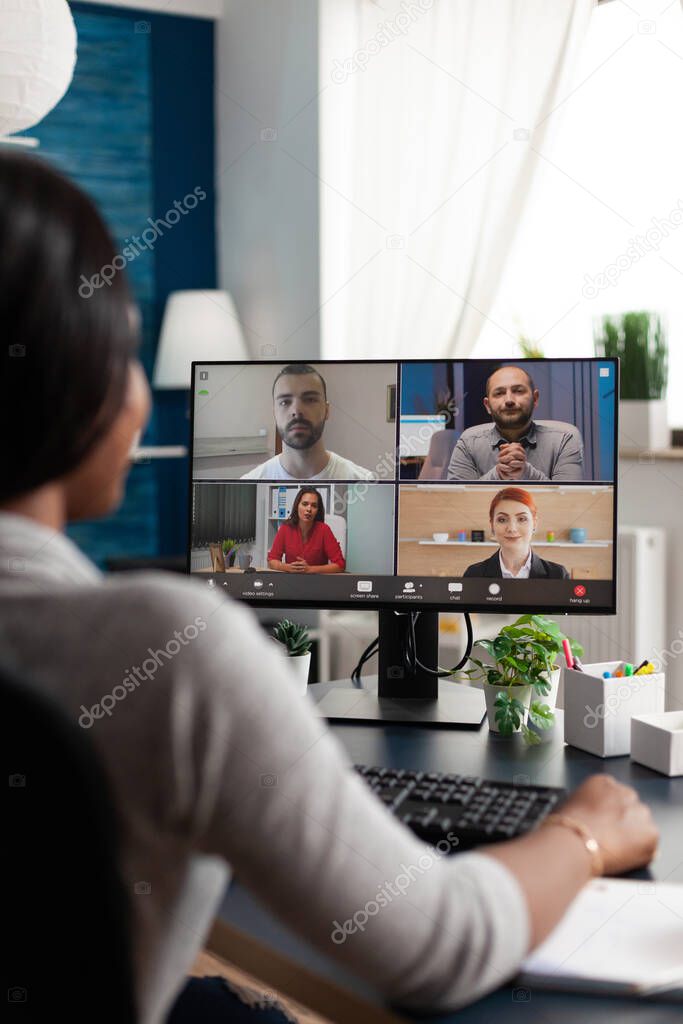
[319,0,594,359]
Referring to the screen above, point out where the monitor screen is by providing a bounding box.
[188,358,618,614]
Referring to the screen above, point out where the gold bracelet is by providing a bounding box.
[542,813,604,877]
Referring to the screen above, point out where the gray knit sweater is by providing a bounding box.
[0,513,529,1023]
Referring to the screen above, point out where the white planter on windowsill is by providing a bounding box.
[620,399,669,451]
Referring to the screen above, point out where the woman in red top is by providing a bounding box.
[268,488,345,573]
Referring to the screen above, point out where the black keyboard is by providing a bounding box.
[355,764,566,851]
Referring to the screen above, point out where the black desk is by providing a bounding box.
[219,678,683,1022]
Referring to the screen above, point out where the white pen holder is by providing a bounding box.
[563,661,666,758]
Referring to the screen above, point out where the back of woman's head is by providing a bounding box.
[0,152,138,502]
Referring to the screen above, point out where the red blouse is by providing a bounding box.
[268,520,345,569]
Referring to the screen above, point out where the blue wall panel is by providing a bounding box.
[18,4,216,566]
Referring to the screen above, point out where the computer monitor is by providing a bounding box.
[187,358,618,724]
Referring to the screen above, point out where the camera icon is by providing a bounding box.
[134,881,151,895]
[260,773,278,788]
[513,127,530,141]
[8,987,27,1003]
[9,557,26,574]
[638,450,655,464]
[260,343,277,358]
[638,19,656,34]
[8,773,26,788]
[260,127,278,142]
[8,343,25,357]
[134,20,151,33]
[513,773,530,786]
[512,987,530,1002]
[386,234,405,251]
[638,881,656,896]
[387,665,404,679]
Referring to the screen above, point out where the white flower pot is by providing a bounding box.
[620,399,669,451]
[484,684,533,734]
[288,651,311,694]
[272,642,311,695]
[544,667,561,710]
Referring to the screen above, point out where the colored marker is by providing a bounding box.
[573,656,585,672]
[624,663,634,676]
[562,639,574,668]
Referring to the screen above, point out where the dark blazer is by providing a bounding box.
[463,549,569,580]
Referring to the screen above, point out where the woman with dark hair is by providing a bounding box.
[0,153,657,1024]
[267,488,345,573]
[464,487,569,579]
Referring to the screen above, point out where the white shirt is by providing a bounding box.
[241,450,374,480]
[0,512,529,1023]
[499,548,533,579]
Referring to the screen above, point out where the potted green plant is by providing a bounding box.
[272,618,312,694]
[462,614,583,743]
[595,311,668,450]
[221,538,240,569]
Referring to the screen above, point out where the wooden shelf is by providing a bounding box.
[414,540,611,548]
[620,448,683,460]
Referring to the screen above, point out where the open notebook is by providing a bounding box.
[518,877,683,998]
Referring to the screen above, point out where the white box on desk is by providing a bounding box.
[631,711,683,776]
[564,661,665,758]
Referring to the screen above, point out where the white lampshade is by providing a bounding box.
[153,290,249,389]
[0,0,77,137]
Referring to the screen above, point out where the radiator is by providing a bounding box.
[190,548,211,572]
[562,526,666,679]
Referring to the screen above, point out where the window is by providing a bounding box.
[473,0,683,425]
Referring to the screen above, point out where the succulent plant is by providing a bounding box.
[273,618,312,658]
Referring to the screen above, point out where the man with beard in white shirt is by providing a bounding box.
[241,364,374,480]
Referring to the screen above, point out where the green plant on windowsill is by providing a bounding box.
[517,333,545,359]
[272,619,312,658]
[461,614,583,744]
[594,311,667,400]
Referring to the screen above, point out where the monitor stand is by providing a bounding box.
[315,611,486,728]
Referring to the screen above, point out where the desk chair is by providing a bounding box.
[418,429,458,479]
[3,661,137,1022]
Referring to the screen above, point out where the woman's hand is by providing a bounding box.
[557,774,659,875]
